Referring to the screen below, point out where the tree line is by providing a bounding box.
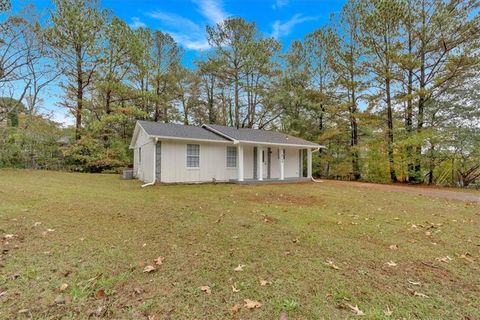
[0,0,479,186]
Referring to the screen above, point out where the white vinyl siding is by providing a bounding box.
[226,146,237,168]
[186,144,200,168]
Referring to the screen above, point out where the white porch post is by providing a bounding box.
[300,149,304,177]
[280,148,285,180]
[238,144,244,182]
[307,148,312,178]
[257,146,263,181]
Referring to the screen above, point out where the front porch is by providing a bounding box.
[235,144,314,182]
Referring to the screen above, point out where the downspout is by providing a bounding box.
[141,137,158,188]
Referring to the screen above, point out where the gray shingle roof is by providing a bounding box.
[138,121,229,142]
[137,120,320,147]
[204,124,320,147]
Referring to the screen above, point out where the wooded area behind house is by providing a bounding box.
[0,0,479,186]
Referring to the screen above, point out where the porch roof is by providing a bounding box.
[203,124,322,148]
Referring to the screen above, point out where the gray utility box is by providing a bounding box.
[122,169,133,180]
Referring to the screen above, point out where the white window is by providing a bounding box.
[138,147,141,163]
[186,144,200,168]
[226,146,237,167]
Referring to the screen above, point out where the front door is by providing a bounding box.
[267,147,271,179]
[253,147,257,180]
[155,141,161,182]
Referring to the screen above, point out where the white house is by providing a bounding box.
[129,120,322,184]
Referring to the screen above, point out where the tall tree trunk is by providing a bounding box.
[427,143,435,185]
[414,51,426,181]
[350,59,360,180]
[75,47,83,140]
[414,2,427,183]
[207,77,216,124]
[319,105,324,131]
[105,89,112,115]
[182,97,189,125]
[234,72,240,128]
[405,27,415,183]
[154,81,161,122]
[386,76,397,183]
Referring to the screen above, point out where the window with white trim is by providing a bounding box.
[186,144,200,168]
[226,146,237,168]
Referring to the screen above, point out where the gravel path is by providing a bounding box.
[323,180,480,202]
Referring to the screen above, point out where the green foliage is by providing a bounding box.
[0,114,64,169]
[0,97,25,127]
[62,134,129,173]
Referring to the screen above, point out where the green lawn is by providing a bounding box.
[0,170,479,319]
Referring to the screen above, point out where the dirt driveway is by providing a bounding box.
[322,180,480,202]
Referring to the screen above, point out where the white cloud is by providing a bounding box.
[146,0,230,51]
[146,11,209,50]
[271,14,316,39]
[272,0,289,9]
[147,11,203,34]
[193,0,229,24]
[129,17,146,29]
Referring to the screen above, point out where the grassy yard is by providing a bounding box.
[0,170,479,319]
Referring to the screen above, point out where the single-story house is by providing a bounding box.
[129,120,322,184]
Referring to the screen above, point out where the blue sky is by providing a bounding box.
[15,0,346,124]
[114,0,344,65]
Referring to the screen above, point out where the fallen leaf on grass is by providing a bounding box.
[384,306,393,316]
[385,261,397,267]
[95,289,106,299]
[263,215,275,223]
[47,229,55,232]
[234,264,246,272]
[389,245,398,250]
[18,309,29,314]
[200,286,211,294]
[279,311,288,320]
[407,280,421,286]
[259,279,271,286]
[436,256,452,263]
[413,291,429,298]
[54,295,65,304]
[154,257,164,266]
[325,259,340,270]
[33,222,41,227]
[231,303,242,313]
[4,234,14,239]
[460,253,474,263]
[244,299,262,309]
[346,303,364,316]
[231,285,240,293]
[143,265,156,273]
[59,283,69,292]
